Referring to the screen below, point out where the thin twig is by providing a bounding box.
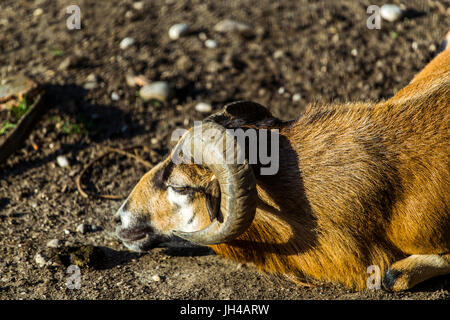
[75,144,154,200]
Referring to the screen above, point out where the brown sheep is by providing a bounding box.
[114,33,450,291]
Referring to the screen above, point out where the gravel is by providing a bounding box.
[204,39,218,48]
[46,239,63,248]
[76,223,91,234]
[214,19,253,37]
[380,4,404,22]
[34,253,48,267]
[56,155,69,168]
[119,37,135,49]
[194,102,212,113]
[168,23,189,40]
[139,81,171,102]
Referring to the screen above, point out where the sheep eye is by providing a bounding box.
[170,185,192,195]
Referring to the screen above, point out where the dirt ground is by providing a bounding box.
[0,0,449,300]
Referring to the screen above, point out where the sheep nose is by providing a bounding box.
[114,212,122,225]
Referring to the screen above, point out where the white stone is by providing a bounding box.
[83,82,97,90]
[34,253,48,267]
[46,239,62,248]
[168,23,189,40]
[204,39,218,48]
[139,82,170,102]
[151,274,161,282]
[380,4,403,22]
[292,93,302,102]
[214,19,253,37]
[194,102,212,113]
[125,73,136,87]
[132,1,144,10]
[76,223,90,234]
[111,92,120,101]
[33,8,44,17]
[273,50,284,59]
[56,155,69,168]
[85,73,97,82]
[120,37,135,49]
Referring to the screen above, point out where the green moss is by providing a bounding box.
[48,47,65,57]
[0,96,30,136]
[0,121,16,135]
[10,96,30,120]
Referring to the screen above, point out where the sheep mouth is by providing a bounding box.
[116,226,170,252]
[116,226,153,242]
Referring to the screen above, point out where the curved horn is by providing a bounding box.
[172,122,257,245]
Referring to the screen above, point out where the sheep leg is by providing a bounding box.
[382,253,450,291]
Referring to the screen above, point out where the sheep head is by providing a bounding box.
[114,101,279,252]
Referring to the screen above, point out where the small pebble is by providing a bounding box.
[273,50,284,59]
[292,93,302,102]
[34,253,48,267]
[412,42,418,50]
[278,87,285,95]
[125,73,136,87]
[83,82,97,90]
[132,1,144,10]
[33,8,44,17]
[120,37,135,49]
[151,275,161,282]
[86,73,97,83]
[194,102,212,113]
[139,81,171,102]
[76,223,91,234]
[111,92,120,101]
[58,57,72,70]
[204,39,218,48]
[134,75,150,86]
[56,155,69,168]
[214,19,253,37]
[168,23,189,40]
[46,239,62,248]
[125,10,134,19]
[351,48,358,56]
[64,229,71,235]
[380,4,404,22]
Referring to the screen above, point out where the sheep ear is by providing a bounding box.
[205,100,280,128]
[205,178,222,223]
[223,100,274,121]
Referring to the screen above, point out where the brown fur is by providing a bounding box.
[122,39,449,291]
[212,46,449,290]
